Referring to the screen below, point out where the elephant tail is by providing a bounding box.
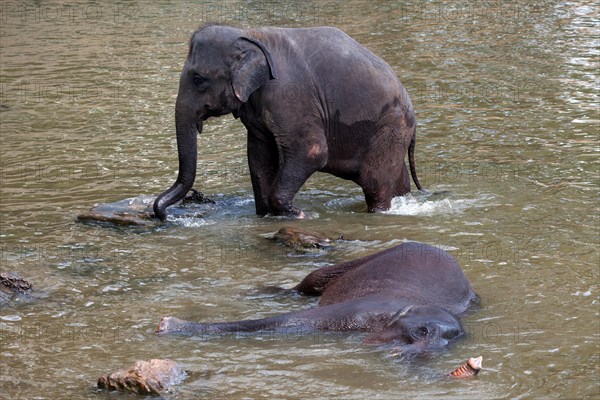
[408,131,425,192]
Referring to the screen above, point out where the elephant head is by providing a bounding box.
[364,305,464,353]
[153,26,277,220]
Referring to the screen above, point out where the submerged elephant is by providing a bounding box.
[154,25,424,220]
[158,242,476,355]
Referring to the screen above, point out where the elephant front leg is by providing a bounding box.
[247,132,278,216]
[268,135,328,218]
[268,185,306,218]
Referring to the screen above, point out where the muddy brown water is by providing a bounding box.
[1,1,598,399]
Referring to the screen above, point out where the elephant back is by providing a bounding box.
[318,242,474,315]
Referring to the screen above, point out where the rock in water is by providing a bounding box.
[77,191,214,226]
[97,359,186,395]
[272,226,336,250]
[0,273,33,304]
[77,195,157,226]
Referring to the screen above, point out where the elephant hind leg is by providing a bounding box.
[362,186,394,212]
[394,162,411,197]
[359,163,404,212]
[358,127,409,212]
[268,130,328,217]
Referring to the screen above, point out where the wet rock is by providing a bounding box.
[271,226,340,250]
[97,359,186,396]
[182,188,216,205]
[77,190,214,226]
[77,195,157,226]
[0,273,33,304]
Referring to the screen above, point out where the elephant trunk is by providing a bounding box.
[157,309,317,336]
[153,110,202,220]
[157,314,291,335]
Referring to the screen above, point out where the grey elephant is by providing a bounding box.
[158,242,476,355]
[154,25,424,220]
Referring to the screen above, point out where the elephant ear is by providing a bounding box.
[363,307,414,345]
[231,37,277,102]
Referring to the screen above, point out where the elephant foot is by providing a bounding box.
[365,199,392,213]
[269,207,305,219]
[293,209,306,219]
[286,206,306,219]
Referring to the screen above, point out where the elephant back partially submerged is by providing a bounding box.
[316,242,474,315]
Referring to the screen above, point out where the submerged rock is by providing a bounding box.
[77,195,157,226]
[77,190,214,226]
[97,359,186,396]
[0,273,33,304]
[271,226,341,250]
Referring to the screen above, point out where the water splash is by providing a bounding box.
[384,193,484,216]
[171,216,218,228]
[168,194,254,228]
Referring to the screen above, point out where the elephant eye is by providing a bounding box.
[413,326,429,338]
[193,74,208,88]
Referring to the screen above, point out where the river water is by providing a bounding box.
[1,1,598,399]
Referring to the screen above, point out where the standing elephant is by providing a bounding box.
[154,25,424,220]
[157,242,476,355]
